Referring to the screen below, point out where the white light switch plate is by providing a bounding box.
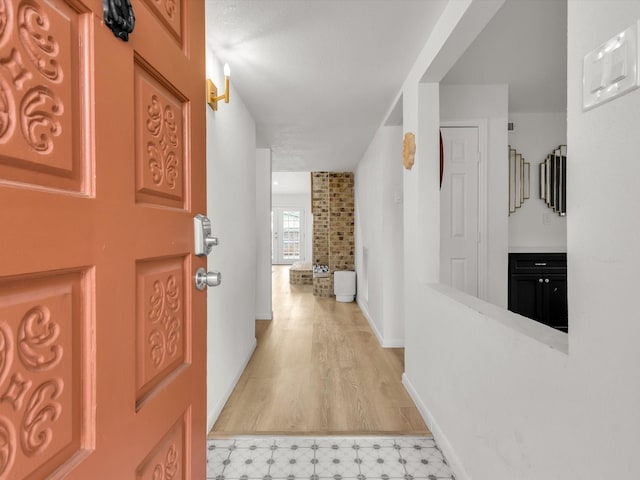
[583,22,639,111]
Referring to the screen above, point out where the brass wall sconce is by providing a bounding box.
[207,63,230,110]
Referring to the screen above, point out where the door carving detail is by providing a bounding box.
[148,275,181,368]
[17,306,62,371]
[146,95,180,190]
[0,48,31,91]
[20,378,62,456]
[0,1,64,153]
[18,3,63,83]
[151,443,179,480]
[0,75,14,140]
[0,0,90,193]
[0,271,88,479]
[1,373,30,410]
[0,325,12,387]
[0,418,15,477]
[143,0,182,45]
[135,60,186,208]
[163,0,176,18]
[136,416,185,480]
[0,0,9,45]
[20,86,63,154]
[136,258,186,403]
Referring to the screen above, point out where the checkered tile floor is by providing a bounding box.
[206,437,455,480]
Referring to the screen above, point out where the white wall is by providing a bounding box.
[565,1,640,476]
[355,132,382,338]
[256,149,272,320]
[355,125,404,346]
[399,1,640,478]
[381,129,405,345]
[508,112,567,251]
[206,54,257,430]
[272,193,312,263]
[440,84,509,308]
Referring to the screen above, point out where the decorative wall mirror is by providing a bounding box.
[539,145,566,216]
[508,146,530,215]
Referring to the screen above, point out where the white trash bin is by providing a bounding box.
[334,271,356,302]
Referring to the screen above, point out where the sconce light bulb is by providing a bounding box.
[224,63,231,77]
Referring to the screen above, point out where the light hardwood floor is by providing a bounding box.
[208,266,429,436]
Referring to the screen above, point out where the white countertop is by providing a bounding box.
[508,246,567,253]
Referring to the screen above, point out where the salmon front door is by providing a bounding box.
[0,0,207,478]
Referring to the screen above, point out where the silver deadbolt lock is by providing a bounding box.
[194,214,219,256]
[195,267,222,290]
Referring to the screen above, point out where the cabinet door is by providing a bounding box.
[509,274,544,321]
[545,275,568,331]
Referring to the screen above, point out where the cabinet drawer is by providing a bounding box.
[509,253,566,273]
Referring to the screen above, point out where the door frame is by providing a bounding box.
[440,119,488,301]
[271,206,306,264]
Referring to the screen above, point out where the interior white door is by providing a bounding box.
[272,208,304,264]
[440,127,479,296]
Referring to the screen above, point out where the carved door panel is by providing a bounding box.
[0,1,207,479]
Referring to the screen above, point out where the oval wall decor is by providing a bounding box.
[402,132,415,170]
[440,131,444,188]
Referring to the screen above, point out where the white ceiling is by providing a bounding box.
[205,0,447,172]
[272,172,310,195]
[442,0,567,113]
[205,0,567,173]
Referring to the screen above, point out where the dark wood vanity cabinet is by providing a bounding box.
[508,253,568,332]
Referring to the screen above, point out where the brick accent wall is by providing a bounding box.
[311,172,329,266]
[311,172,355,297]
[289,268,312,285]
[313,276,334,297]
[329,173,355,272]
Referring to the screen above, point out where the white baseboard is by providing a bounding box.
[402,373,470,480]
[382,337,405,348]
[255,311,273,320]
[206,337,257,432]
[356,297,404,348]
[357,297,383,345]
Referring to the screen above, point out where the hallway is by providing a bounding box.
[209,266,428,436]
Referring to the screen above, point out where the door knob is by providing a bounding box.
[195,267,222,290]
